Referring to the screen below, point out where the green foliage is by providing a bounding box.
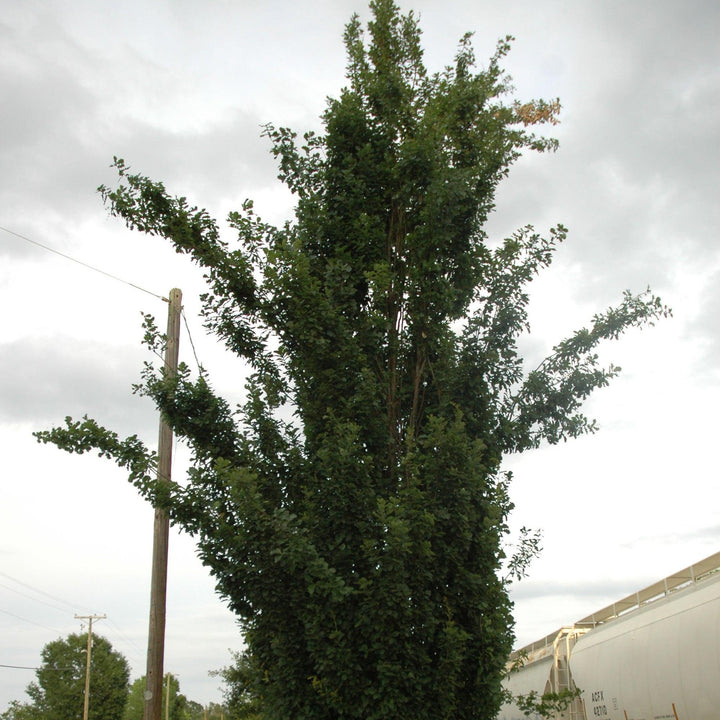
[204,702,232,720]
[183,700,206,720]
[515,688,583,718]
[3,634,130,720]
[212,652,263,719]
[35,1,669,718]
[124,674,187,720]
[122,677,145,720]
[0,701,39,720]
[503,526,543,584]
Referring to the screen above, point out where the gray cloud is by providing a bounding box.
[689,271,720,376]
[620,523,720,551]
[0,336,156,439]
[484,0,720,312]
[0,16,279,259]
[510,577,642,604]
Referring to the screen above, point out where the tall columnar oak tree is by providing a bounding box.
[37,2,669,718]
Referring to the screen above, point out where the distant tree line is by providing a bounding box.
[1,633,231,720]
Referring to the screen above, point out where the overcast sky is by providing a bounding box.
[1,0,719,711]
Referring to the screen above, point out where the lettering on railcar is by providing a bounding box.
[590,690,608,716]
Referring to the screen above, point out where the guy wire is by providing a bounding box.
[0,224,166,301]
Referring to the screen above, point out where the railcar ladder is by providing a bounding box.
[553,628,587,720]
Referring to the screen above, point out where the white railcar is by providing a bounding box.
[497,552,720,720]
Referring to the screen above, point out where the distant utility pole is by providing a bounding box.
[143,288,182,720]
[165,673,170,720]
[164,672,176,720]
[75,613,106,720]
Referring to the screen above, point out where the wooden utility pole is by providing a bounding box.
[143,288,182,720]
[75,613,106,720]
[165,672,172,720]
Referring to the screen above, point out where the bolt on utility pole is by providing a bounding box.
[75,613,106,720]
[143,288,182,720]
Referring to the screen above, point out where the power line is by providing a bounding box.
[104,617,145,664]
[0,573,144,665]
[0,572,85,614]
[0,224,166,301]
[0,608,65,635]
[0,581,70,614]
[3,224,209,384]
[0,663,74,671]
